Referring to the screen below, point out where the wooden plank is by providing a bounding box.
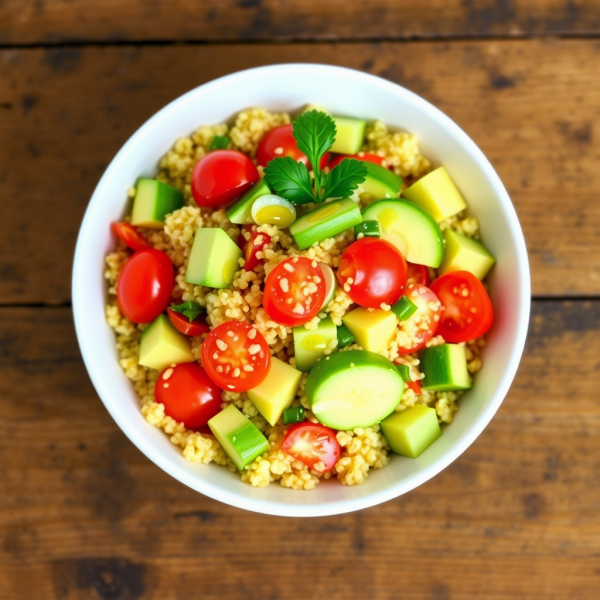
[1,40,599,303]
[1,0,599,45]
[1,300,599,599]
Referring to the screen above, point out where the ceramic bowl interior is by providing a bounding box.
[73,64,530,517]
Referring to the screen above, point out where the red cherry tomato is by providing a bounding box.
[328,152,386,170]
[257,124,329,170]
[263,257,326,327]
[191,150,259,208]
[155,363,222,430]
[201,321,271,392]
[111,222,151,251]
[406,261,431,286]
[282,422,340,473]
[167,307,210,337]
[430,271,494,343]
[241,225,272,272]
[337,238,407,308]
[396,283,443,355]
[116,248,174,324]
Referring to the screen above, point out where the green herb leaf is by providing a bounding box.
[263,156,315,204]
[209,135,230,150]
[323,159,368,200]
[170,301,205,322]
[293,111,336,175]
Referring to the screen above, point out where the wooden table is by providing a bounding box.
[1,2,599,598]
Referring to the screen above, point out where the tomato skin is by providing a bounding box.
[406,380,422,395]
[167,307,210,336]
[337,238,407,308]
[329,153,385,170]
[116,249,174,324]
[406,261,431,286]
[111,222,151,251]
[241,225,272,272]
[201,321,271,392]
[191,150,259,208]
[282,422,340,473]
[257,124,329,169]
[430,271,494,343]
[263,257,326,327]
[155,363,222,430]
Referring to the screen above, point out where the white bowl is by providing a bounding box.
[72,64,530,517]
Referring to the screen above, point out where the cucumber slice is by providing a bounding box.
[420,344,472,391]
[352,162,402,201]
[131,179,184,229]
[293,318,338,372]
[317,263,337,309]
[330,116,367,154]
[362,198,444,268]
[289,198,362,250]
[225,179,271,225]
[438,229,495,280]
[380,405,441,458]
[306,350,404,429]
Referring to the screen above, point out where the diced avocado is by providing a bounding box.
[362,198,444,268]
[293,318,338,372]
[306,350,404,429]
[352,162,402,201]
[317,263,337,309]
[139,314,195,371]
[330,116,367,155]
[131,179,184,229]
[420,344,472,391]
[247,357,302,426]
[342,307,397,353]
[225,179,271,225]
[208,405,269,470]
[185,228,242,289]
[336,324,355,349]
[289,198,362,250]
[438,229,496,280]
[380,405,441,458]
[403,166,467,222]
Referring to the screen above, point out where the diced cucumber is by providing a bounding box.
[380,405,441,458]
[342,307,397,353]
[395,363,411,382]
[283,406,305,425]
[208,405,269,470]
[289,198,362,250]
[131,179,184,229]
[354,220,380,238]
[185,228,242,289]
[139,314,195,371]
[330,116,367,154]
[438,229,496,280]
[336,324,355,349]
[420,344,472,391]
[317,263,337,309]
[352,162,402,201]
[391,296,417,321]
[225,179,271,225]
[362,198,444,268]
[306,350,404,430]
[403,166,467,222]
[293,318,338,372]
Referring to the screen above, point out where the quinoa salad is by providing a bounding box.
[104,107,494,490]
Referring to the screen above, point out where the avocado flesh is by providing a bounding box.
[420,344,472,391]
[437,229,495,280]
[131,179,184,229]
[226,179,271,225]
[380,405,441,458]
[138,314,195,371]
[293,318,338,372]
[330,116,367,154]
[185,228,242,289]
[342,308,397,354]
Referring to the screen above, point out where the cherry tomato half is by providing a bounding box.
[167,307,210,337]
[406,261,431,286]
[257,124,329,170]
[429,271,494,343]
[328,152,386,170]
[241,225,272,272]
[337,238,407,308]
[263,257,326,327]
[116,248,174,324]
[201,321,271,392]
[191,150,259,208]
[396,283,443,355]
[282,422,340,473]
[111,222,151,252]
[155,363,222,430]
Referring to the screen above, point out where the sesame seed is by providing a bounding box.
[247,328,257,339]
[216,365,224,373]
[162,368,174,381]
[227,330,235,338]
[280,277,290,293]
[233,336,239,341]
[212,352,219,360]
[313,276,322,284]
[311,260,317,268]
[283,262,294,273]
[233,368,241,378]
[163,383,169,388]
[292,302,305,314]
[248,344,262,355]
[243,365,254,372]
[227,385,235,390]
[274,146,284,155]
[216,339,228,351]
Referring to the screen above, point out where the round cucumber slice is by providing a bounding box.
[362,199,444,268]
[306,350,404,429]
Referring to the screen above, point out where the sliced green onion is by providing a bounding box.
[354,220,380,238]
[283,406,305,425]
[396,364,411,382]
[251,194,297,228]
[170,301,205,322]
[336,324,355,349]
[391,296,417,321]
[210,135,230,150]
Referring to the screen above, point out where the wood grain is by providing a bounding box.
[1,301,599,599]
[1,40,599,303]
[1,0,599,45]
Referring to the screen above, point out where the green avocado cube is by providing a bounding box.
[380,405,441,458]
[438,229,496,280]
[420,344,472,391]
[330,116,367,155]
[185,228,242,289]
[131,179,184,228]
[208,405,270,470]
[293,318,338,372]
[139,314,195,371]
[225,179,271,225]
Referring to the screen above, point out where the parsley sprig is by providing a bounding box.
[170,301,205,322]
[264,110,367,204]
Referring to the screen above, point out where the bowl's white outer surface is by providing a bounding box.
[73,64,530,517]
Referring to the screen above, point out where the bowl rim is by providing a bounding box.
[72,63,531,517]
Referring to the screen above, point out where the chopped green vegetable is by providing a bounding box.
[395,363,411,382]
[170,301,205,322]
[283,406,305,425]
[391,296,417,321]
[354,220,380,238]
[336,324,355,348]
[263,156,314,204]
[209,135,230,150]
